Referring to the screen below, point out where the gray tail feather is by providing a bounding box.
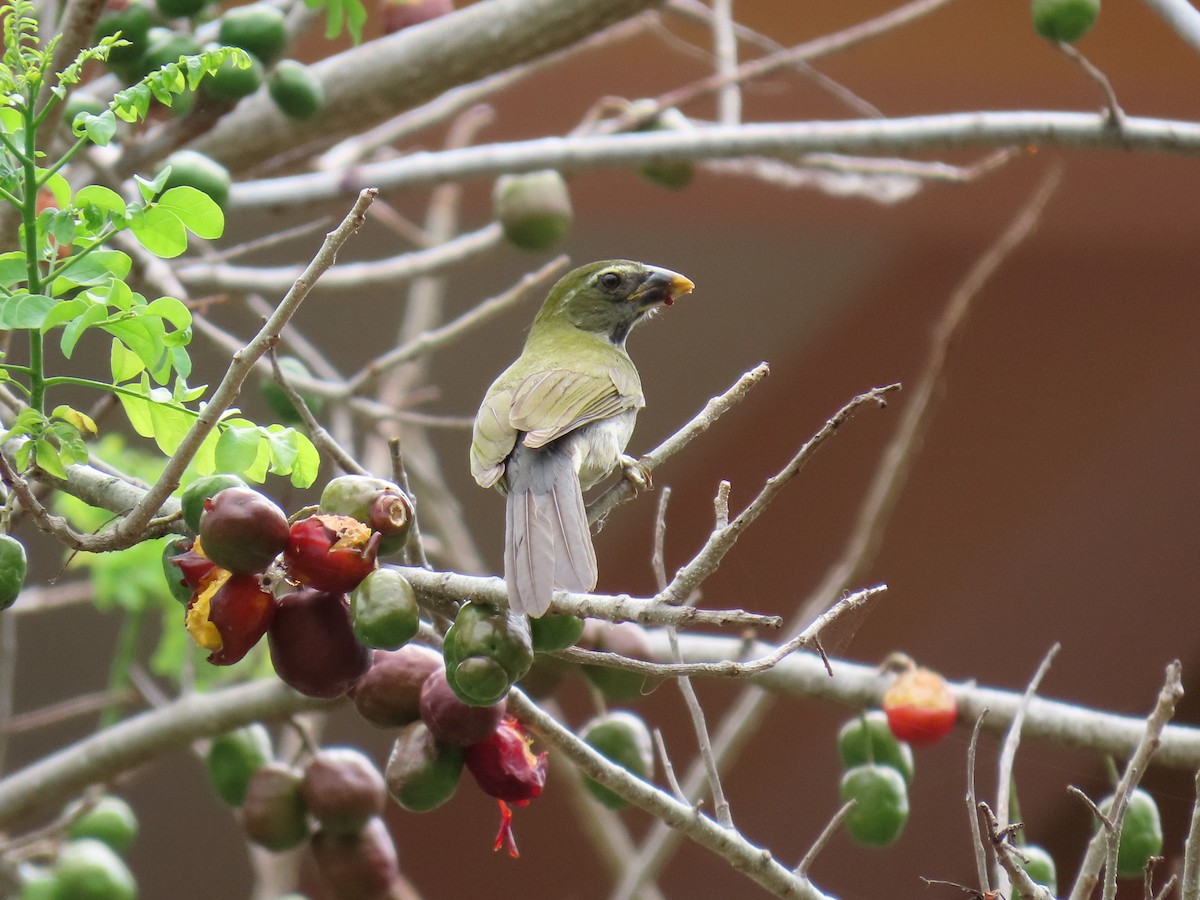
[504,444,597,617]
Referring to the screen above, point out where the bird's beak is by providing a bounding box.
[631,266,695,308]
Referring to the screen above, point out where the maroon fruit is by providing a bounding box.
[185,569,276,665]
[351,645,441,728]
[241,763,309,851]
[418,668,505,747]
[199,487,289,574]
[310,816,399,900]
[269,587,372,698]
[167,538,216,592]
[284,514,380,594]
[463,717,547,804]
[301,748,386,834]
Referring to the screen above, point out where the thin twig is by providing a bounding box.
[653,728,689,805]
[388,439,429,570]
[966,710,992,896]
[710,0,740,125]
[1067,661,1183,900]
[1180,770,1200,899]
[993,642,1061,894]
[509,691,835,900]
[655,384,899,606]
[588,362,770,526]
[1056,42,1125,128]
[0,688,140,735]
[978,802,1055,900]
[268,348,367,476]
[795,800,856,877]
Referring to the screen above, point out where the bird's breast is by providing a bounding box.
[567,409,638,490]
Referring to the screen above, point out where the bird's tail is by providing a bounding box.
[504,442,597,617]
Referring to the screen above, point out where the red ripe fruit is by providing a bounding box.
[199,487,289,575]
[185,569,276,666]
[882,666,957,746]
[419,668,505,747]
[284,514,380,594]
[463,717,547,804]
[352,645,442,728]
[310,817,399,900]
[269,587,372,698]
[168,539,216,591]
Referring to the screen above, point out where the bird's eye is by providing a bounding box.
[599,271,622,291]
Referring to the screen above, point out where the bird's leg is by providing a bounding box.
[619,454,653,491]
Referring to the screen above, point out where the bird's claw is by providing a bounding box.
[620,454,652,491]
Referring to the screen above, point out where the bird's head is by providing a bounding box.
[532,259,694,346]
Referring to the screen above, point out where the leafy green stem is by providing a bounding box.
[20,97,45,415]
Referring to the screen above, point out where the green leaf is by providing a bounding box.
[156,186,223,240]
[75,185,127,218]
[289,432,320,487]
[40,171,71,208]
[214,424,260,474]
[264,425,299,474]
[115,377,154,438]
[0,251,28,289]
[40,298,88,332]
[128,204,187,258]
[59,301,109,357]
[145,295,192,331]
[77,109,116,146]
[304,0,367,42]
[47,421,89,463]
[147,396,193,455]
[111,338,145,382]
[34,438,67,478]
[52,248,131,291]
[134,170,167,203]
[0,293,56,328]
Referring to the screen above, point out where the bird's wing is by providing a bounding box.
[509,368,642,450]
[470,385,518,489]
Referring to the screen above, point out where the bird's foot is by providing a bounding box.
[620,454,652,491]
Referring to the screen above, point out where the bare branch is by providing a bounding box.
[1141,0,1200,55]
[589,362,769,526]
[1068,661,1184,900]
[966,711,991,896]
[509,691,836,900]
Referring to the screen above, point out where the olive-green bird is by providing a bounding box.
[471,260,694,617]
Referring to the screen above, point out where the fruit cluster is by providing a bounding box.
[165,473,416,696]
[16,795,138,899]
[835,664,958,849]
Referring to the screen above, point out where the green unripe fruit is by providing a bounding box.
[529,613,585,652]
[267,61,325,120]
[51,839,136,900]
[207,722,273,806]
[181,473,246,534]
[1032,0,1099,43]
[18,866,56,900]
[1100,788,1163,878]
[1014,844,1057,897]
[259,356,323,424]
[579,711,654,810]
[0,533,28,610]
[202,47,264,102]
[837,711,914,784]
[319,475,411,556]
[493,170,572,251]
[218,6,288,65]
[351,568,419,650]
[155,0,207,20]
[158,150,232,210]
[442,602,533,706]
[634,105,694,191]
[65,796,138,854]
[384,721,463,812]
[94,3,151,66]
[840,764,909,847]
